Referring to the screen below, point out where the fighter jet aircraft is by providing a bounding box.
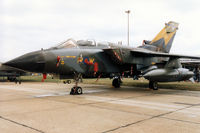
[181,59,200,68]
[4,21,200,94]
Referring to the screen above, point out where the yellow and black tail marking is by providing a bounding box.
[150,21,179,53]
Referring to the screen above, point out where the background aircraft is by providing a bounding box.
[180,59,200,82]
[4,21,200,94]
[0,63,27,83]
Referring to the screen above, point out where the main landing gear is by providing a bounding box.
[149,81,158,90]
[70,73,83,95]
[112,77,121,88]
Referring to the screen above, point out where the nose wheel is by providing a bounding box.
[70,86,83,95]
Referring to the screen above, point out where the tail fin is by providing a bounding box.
[150,21,179,53]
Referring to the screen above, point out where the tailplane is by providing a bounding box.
[141,21,179,53]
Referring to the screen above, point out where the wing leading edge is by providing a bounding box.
[130,48,200,59]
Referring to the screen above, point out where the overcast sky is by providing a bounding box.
[0,0,200,62]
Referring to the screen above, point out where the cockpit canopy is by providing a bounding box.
[49,38,117,50]
[52,39,78,49]
[77,40,96,46]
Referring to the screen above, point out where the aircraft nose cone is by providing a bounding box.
[4,50,45,72]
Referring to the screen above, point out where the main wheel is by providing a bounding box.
[76,87,82,95]
[149,81,158,90]
[112,78,120,88]
[70,87,83,95]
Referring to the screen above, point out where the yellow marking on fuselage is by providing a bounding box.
[77,57,83,63]
[61,60,65,65]
[89,58,95,63]
[66,56,76,58]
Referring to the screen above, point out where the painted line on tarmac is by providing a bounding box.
[83,95,200,115]
[102,101,200,133]
[0,85,56,94]
[34,89,108,98]
[0,115,45,133]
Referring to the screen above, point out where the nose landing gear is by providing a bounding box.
[70,73,83,95]
[70,86,83,95]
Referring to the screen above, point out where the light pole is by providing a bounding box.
[125,10,130,46]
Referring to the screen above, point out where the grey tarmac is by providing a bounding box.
[0,82,200,133]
